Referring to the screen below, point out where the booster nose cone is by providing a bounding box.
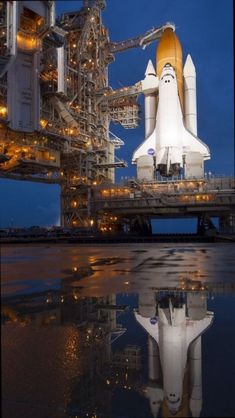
[156,27,184,110]
[183,54,196,77]
[145,59,156,77]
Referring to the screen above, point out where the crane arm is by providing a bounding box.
[108,22,175,54]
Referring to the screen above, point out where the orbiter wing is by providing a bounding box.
[132,131,156,163]
[182,126,211,160]
[134,311,159,343]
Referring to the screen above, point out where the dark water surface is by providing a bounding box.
[1,243,235,418]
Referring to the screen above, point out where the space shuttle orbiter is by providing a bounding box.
[135,294,213,416]
[132,27,210,179]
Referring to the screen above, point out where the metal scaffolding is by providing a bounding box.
[0,0,174,227]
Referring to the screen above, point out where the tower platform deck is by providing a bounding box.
[91,177,235,219]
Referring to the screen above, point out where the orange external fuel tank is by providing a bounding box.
[156,28,184,111]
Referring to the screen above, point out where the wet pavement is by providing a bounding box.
[1,243,235,417]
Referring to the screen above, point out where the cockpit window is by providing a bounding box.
[164,73,174,78]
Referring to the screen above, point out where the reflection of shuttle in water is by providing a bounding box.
[135,293,214,416]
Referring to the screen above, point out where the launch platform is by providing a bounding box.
[91,177,235,235]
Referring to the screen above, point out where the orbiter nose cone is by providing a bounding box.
[166,396,181,416]
[167,401,181,416]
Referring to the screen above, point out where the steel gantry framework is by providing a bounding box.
[0,0,174,228]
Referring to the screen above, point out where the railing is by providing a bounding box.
[93,177,235,200]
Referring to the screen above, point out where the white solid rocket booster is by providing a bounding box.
[189,336,203,417]
[136,60,159,181]
[145,336,163,418]
[143,60,158,138]
[184,54,197,136]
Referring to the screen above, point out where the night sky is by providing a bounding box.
[0,0,234,228]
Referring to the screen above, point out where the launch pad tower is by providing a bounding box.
[0,0,171,228]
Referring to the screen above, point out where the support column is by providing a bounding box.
[197,214,217,236]
[60,184,64,227]
[130,215,152,235]
[219,213,235,234]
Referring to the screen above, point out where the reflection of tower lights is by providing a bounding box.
[0,106,7,116]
